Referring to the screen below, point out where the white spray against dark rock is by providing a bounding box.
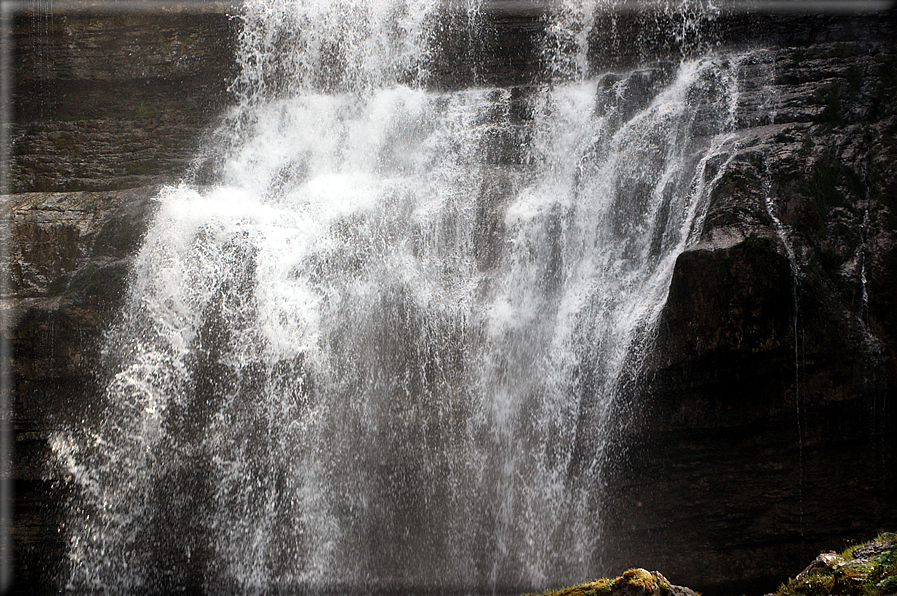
[53,0,753,592]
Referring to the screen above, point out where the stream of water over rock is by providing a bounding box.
[52,0,752,592]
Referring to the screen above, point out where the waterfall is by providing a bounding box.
[52,1,749,592]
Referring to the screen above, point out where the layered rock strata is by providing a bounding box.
[12,7,238,192]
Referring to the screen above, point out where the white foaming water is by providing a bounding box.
[53,0,749,592]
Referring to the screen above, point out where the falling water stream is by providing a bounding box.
[53,0,754,592]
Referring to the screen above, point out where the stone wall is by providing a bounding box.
[4,187,159,591]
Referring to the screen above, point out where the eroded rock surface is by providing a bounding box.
[12,8,238,192]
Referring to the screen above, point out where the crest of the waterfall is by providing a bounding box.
[50,0,755,591]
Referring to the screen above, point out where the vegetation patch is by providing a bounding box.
[52,136,72,152]
[527,534,895,596]
[775,532,897,596]
[126,159,158,175]
[525,568,677,596]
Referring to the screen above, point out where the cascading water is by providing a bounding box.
[52,1,752,592]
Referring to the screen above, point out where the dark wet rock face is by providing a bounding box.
[4,188,160,592]
[603,26,897,596]
[6,3,897,595]
[12,9,238,192]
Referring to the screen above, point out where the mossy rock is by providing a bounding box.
[776,533,897,596]
[527,568,684,596]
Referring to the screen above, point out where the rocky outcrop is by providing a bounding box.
[534,533,897,596]
[600,27,897,596]
[528,568,699,596]
[12,7,238,192]
[774,533,897,596]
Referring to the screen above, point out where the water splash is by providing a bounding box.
[53,1,747,592]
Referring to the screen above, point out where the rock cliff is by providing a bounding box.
[601,23,897,594]
[5,2,897,594]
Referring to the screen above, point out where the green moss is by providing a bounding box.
[127,159,158,175]
[621,568,658,590]
[52,136,72,151]
[799,573,836,595]
[524,577,613,596]
[877,544,897,566]
[877,575,897,593]
[527,569,666,596]
[776,533,897,596]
